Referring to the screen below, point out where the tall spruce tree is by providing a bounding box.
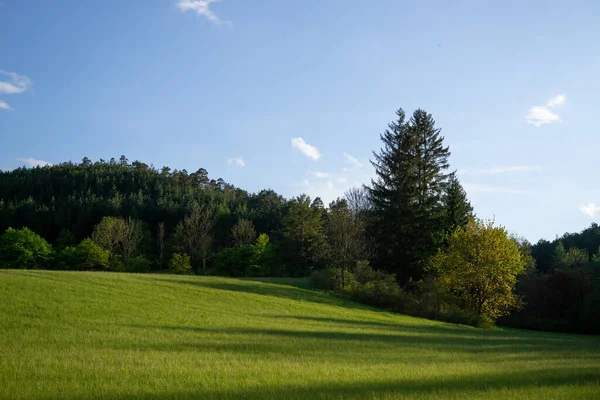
[443,173,473,232]
[369,108,451,284]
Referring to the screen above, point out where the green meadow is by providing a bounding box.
[1,270,599,399]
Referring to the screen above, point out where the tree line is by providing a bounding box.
[1,108,598,333]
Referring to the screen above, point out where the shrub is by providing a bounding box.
[214,245,255,277]
[309,268,337,290]
[55,246,78,270]
[56,238,110,271]
[169,253,191,275]
[126,256,152,273]
[0,227,53,269]
[77,239,110,270]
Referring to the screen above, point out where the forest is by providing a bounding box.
[1,108,599,334]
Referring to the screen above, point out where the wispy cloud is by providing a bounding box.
[0,70,32,111]
[0,100,12,110]
[291,137,321,160]
[310,171,329,179]
[176,0,229,25]
[463,183,530,194]
[227,157,246,168]
[525,94,566,127]
[460,165,542,176]
[580,202,600,218]
[0,70,32,94]
[17,157,52,168]
[343,152,363,168]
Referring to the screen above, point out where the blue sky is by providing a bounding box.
[1,0,599,242]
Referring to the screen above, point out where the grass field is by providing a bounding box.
[1,270,599,399]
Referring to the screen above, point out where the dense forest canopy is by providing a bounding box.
[1,108,599,334]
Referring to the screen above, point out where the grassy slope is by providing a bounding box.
[1,271,599,400]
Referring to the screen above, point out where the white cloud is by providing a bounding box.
[343,152,363,167]
[291,137,321,160]
[17,157,52,168]
[463,183,530,194]
[546,94,565,108]
[176,0,229,25]
[227,157,246,168]
[580,202,600,218]
[460,165,542,175]
[0,70,32,95]
[311,171,329,179]
[525,94,566,127]
[0,100,13,110]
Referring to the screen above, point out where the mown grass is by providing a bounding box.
[1,270,599,399]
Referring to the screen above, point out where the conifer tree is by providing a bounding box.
[369,108,451,283]
[443,173,473,231]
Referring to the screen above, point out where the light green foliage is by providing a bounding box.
[432,219,526,322]
[2,271,598,399]
[77,238,110,270]
[252,234,279,276]
[175,207,215,272]
[0,227,52,269]
[215,234,279,277]
[91,216,144,262]
[168,253,191,275]
[56,239,110,271]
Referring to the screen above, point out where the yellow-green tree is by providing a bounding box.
[432,218,525,323]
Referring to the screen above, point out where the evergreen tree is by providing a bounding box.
[443,173,473,231]
[283,194,328,276]
[369,108,451,284]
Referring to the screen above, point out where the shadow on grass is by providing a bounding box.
[147,276,369,310]
[122,323,599,358]
[40,367,600,400]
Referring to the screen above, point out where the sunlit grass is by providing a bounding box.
[1,270,599,399]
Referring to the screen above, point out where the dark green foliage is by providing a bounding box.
[283,195,328,276]
[54,229,76,251]
[308,268,337,290]
[214,245,257,277]
[0,227,52,269]
[230,219,256,246]
[442,173,473,231]
[125,256,152,273]
[368,108,452,284]
[0,158,256,253]
[168,253,191,275]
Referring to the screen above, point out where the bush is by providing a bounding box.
[309,268,337,290]
[77,239,110,270]
[169,253,191,275]
[0,227,53,269]
[126,256,152,273]
[214,245,255,277]
[56,238,110,271]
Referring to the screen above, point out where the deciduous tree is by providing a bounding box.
[431,218,525,323]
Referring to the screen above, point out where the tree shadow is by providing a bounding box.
[122,324,600,359]
[146,276,370,310]
[37,366,600,400]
